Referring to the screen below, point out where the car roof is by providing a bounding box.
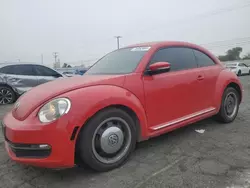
[0,62,52,69]
[125,41,203,49]
[226,62,239,65]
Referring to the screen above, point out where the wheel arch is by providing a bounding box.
[68,85,149,164]
[226,82,242,102]
[74,104,146,166]
[214,70,243,110]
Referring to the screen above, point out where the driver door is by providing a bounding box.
[143,47,205,130]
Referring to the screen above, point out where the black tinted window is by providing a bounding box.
[0,65,15,74]
[34,65,59,76]
[150,47,197,71]
[15,65,35,75]
[239,63,245,67]
[193,50,215,67]
[0,65,35,75]
[86,47,148,75]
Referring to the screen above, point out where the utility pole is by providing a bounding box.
[114,36,122,49]
[52,52,58,68]
[53,52,58,63]
[41,54,43,64]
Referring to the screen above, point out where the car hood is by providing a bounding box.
[12,75,126,120]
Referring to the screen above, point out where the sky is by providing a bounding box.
[1,0,250,67]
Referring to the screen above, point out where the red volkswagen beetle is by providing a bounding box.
[2,41,242,172]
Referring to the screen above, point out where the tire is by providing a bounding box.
[0,86,16,105]
[78,108,137,172]
[216,87,240,123]
[237,70,241,76]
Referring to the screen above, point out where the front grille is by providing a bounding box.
[7,141,51,158]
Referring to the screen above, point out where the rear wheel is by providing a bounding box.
[216,87,240,123]
[0,86,16,105]
[78,108,136,172]
[237,70,241,76]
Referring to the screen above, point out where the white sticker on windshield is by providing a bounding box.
[131,47,151,52]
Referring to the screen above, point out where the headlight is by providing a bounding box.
[38,98,71,123]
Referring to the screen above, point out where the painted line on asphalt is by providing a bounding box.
[133,156,186,188]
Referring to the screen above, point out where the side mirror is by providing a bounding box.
[147,62,171,74]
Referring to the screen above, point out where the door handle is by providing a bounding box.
[197,75,204,80]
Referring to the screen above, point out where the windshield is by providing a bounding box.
[85,47,150,75]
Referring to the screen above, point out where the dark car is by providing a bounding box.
[0,63,64,104]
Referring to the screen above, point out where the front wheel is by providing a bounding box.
[78,108,136,172]
[216,87,240,123]
[237,70,241,76]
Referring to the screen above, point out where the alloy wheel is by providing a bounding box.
[0,88,14,104]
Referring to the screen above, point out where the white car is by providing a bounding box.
[225,62,250,76]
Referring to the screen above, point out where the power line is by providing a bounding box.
[122,2,250,38]
[206,41,250,50]
[200,37,250,46]
[74,2,250,64]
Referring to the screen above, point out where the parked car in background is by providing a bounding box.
[75,69,87,75]
[0,63,64,104]
[2,41,242,172]
[61,71,75,77]
[225,62,250,76]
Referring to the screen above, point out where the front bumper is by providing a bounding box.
[1,112,77,168]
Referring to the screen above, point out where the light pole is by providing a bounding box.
[114,36,122,49]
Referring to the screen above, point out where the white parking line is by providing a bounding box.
[133,156,186,188]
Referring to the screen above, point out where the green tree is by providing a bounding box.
[218,47,243,62]
[62,63,72,68]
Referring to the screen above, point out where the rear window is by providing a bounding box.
[86,47,149,75]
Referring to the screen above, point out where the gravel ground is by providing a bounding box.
[0,76,250,188]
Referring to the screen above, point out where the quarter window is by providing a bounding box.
[149,47,197,71]
[34,65,60,76]
[193,50,215,67]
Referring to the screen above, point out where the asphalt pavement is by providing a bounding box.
[0,76,250,188]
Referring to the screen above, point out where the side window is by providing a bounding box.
[0,65,15,74]
[193,50,215,67]
[0,65,35,75]
[13,65,35,75]
[149,47,197,71]
[34,65,60,76]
